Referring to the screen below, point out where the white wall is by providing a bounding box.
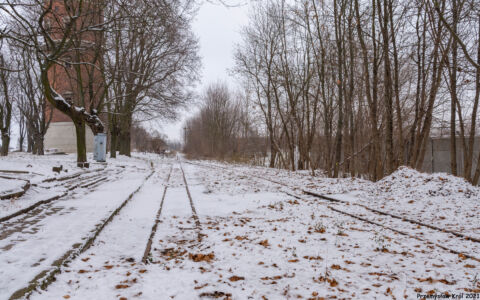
[45,122,94,153]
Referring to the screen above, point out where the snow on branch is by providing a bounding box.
[49,86,104,134]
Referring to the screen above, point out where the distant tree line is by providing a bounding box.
[184,82,267,163]
[0,0,199,162]
[131,124,167,154]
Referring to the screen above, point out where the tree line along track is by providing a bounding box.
[0,168,123,224]
[184,160,480,262]
[9,166,156,300]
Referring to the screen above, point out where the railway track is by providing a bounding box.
[0,168,126,248]
[8,166,156,300]
[142,164,174,263]
[4,158,203,299]
[39,167,106,184]
[142,161,203,264]
[0,177,31,201]
[0,167,122,224]
[38,170,106,189]
[185,160,480,262]
[0,167,108,201]
[179,161,202,233]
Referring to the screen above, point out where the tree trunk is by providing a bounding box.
[473,148,480,185]
[27,135,33,153]
[269,141,276,168]
[34,134,45,155]
[1,132,10,156]
[110,127,117,158]
[379,0,394,175]
[119,129,131,157]
[19,131,24,152]
[74,121,87,163]
[118,110,132,157]
[449,0,458,176]
[333,0,344,178]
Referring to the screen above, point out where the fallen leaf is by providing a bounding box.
[199,291,232,298]
[229,276,245,282]
[189,253,215,262]
[194,283,208,290]
[328,278,338,287]
[115,284,129,289]
[258,240,270,247]
[331,264,341,270]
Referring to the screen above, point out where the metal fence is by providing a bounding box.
[421,137,480,180]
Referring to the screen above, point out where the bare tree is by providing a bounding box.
[0,54,13,156]
[1,0,200,162]
[107,0,200,157]
[184,82,245,159]
[14,47,52,155]
[1,0,107,162]
[232,0,479,183]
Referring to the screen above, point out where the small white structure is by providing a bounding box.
[45,122,95,153]
[94,133,107,162]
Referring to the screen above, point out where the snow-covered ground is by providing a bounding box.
[1,154,479,299]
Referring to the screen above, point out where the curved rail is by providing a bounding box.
[9,168,155,300]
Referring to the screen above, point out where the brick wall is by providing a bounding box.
[46,0,105,124]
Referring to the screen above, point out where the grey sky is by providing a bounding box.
[160,1,249,143]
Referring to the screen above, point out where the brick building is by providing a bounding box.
[44,0,104,153]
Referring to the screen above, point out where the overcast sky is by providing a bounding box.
[160,1,249,143]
